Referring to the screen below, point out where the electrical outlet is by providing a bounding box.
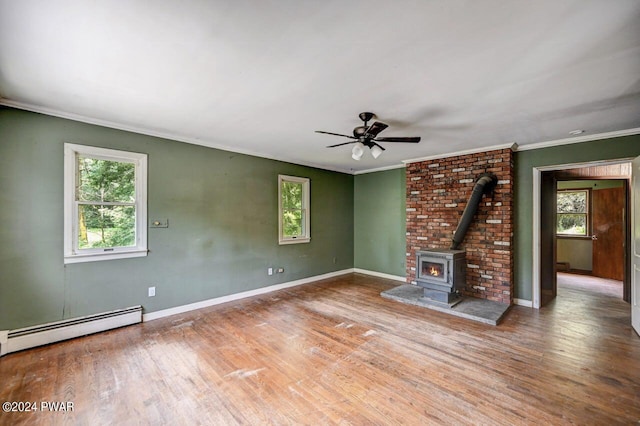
[277,268,284,273]
[268,268,273,276]
[148,286,156,297]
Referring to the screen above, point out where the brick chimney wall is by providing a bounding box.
[406,148,514,304]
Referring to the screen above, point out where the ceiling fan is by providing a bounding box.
[316,112,421,160]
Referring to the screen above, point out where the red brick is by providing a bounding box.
[405,148,514,304]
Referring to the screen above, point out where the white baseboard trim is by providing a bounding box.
[2,306,142,356]
[0,330,8,357]
[142,269,354,322]
[514,298,533,308]
[353,268,406,282]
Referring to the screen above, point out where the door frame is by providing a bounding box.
[532,158,634,309]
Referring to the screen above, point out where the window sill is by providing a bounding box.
[279,237,310,245]
[64,249,148,264]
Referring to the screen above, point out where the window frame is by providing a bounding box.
[556,188,591,238]
[64,143,148,263]
[278,174,310,245]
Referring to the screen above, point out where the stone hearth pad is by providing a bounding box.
[381,284,511,326]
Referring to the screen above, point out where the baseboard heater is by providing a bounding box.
[0,305,142,356]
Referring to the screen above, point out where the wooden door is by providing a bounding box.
[592,186,625,280]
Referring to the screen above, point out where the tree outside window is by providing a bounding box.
[77,156,136,249]
[64,143,147,263]
[557,189,589,236]
[281,180,304,238]
[278,175,310,244]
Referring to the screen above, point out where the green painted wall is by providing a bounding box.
[350,134,640,302]
[0,108,354,330]
[354,168,406,277]
[514,134,640,301]
[2,106,637,331]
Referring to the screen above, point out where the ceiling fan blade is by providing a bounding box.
[372,142,386,151]
[364,121,388,138]
[326,141,356,148]
[374,136,421,143]
[315,130,357,139]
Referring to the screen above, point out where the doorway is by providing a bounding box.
[555,179,627,301]
[534,160,632,308]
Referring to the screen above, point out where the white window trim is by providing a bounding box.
[64,143,148,264]
[278,175,310,245]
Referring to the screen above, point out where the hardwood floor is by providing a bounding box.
[557,271,623,299]
[1,273,639,425]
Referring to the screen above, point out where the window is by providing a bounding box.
[64,144,147,263]
[278,175,310,244]
[556,189,589,236]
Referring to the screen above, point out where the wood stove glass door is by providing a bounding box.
[421,260,447,282]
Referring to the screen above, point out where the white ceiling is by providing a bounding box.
[1,0,639,174]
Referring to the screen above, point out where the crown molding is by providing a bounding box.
[402,142,518,165]
[400,127,640,166]
[352,163,406,175]
[0,98,354,175]
[4,98,638,175]
[515,128,640,151]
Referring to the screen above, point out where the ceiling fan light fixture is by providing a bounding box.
[318,112,420,161]
[351,142,364,160]
[370,145,383,159]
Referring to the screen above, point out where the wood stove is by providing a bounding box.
[413,174,497,306]
[416,249,466,304]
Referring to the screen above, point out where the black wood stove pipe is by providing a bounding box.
[450,173,498,250]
